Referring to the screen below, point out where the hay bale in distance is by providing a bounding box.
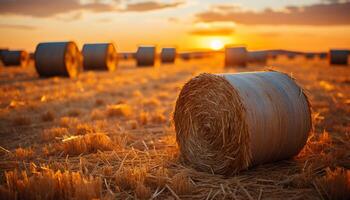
[180,52,191,60]
[329,49,349,65]
[225,46,247,67]
[305,53,315,59]
[136,46,156,66]
[174,71,312,175]
[1,50,29,67]
[82,43,118,71]
[34,41,82,78]
[161,47,176,63]
[247,51,267,63]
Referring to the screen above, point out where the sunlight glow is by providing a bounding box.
[210,39,224,50]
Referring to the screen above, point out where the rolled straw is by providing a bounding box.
[161,47,176,63]
[329,49,349,65]
[247,51,267,63]
[174,71,312,175]
[2,50,29,67]
[225,46,247,67]
[82,43,118,71]
[136,46,156,66]
[35,41,82,78]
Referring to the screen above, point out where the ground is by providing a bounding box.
[0,54,349,200]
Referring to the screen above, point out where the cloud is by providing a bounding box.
[0,0,184,18]
[0,24,36,30]
[0,0,115,17]
[195,2,350,26]
[189,22,235,36]
[123,1,184,12]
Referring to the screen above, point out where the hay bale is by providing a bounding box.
[225,46,247,67]
[161,47,176,63]
[174,71,311,175]
[34,41,82,78]
[82,43,118,71]
[329,49,349,65]
[247,51,267,63]
[1,50,29,67]
[180,52,191,60]
[136,46,156,66]
[305,53,315,59]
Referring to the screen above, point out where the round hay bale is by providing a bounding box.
[35,41,82,78]
[2,50,29,67]
[174,71,312,175]
[161,47,176,63]
[136,46,156,66]
[329,49,349,65]
[82,43,118,71]
[180,52,191,60]
[247,51,267,63]
[225,46,247,67]
[305,53,315,60]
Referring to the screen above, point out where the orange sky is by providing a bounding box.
[0,0,350,52]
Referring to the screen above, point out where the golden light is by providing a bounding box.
[210,39,224,50]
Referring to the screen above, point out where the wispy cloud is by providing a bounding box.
[122,1,184,12]
[195,1,350,26]
[0,0,185,18]
[0,24,36,30]
[189,22,235,36]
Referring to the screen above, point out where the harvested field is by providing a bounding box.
[0,55,349,199]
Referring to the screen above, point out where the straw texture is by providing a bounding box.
[35,41,82,78]
[225,47,247,67]
[1,50,29,67]
[161,47,176,63]
[82,43,118,71]
[174,71,312,175]
[136,46,156,66]
[329,49,349,65]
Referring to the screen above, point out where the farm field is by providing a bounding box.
[0,55,349,199]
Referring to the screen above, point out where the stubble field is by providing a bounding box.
[0,54,349,199]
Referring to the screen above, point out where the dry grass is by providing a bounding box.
[60,133,113,155]
[12,116,31,126]
[41,127,69,142]
[170,172,194,195]
[14,147,35,160]
[0,56,349,199]
[115,167,147,191]
[75,123,95,135]
[59,117,79,128]
[41,110,55,122]
[106,104,132,118]
[0,168,102,200]
[317,167,350,200]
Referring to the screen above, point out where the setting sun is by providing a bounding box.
[210,39,224,50]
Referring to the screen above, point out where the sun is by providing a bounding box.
[210,39,224,50]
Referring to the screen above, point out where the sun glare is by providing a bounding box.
[210,39,224,50]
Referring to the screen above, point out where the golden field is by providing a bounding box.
[0,54,349,199]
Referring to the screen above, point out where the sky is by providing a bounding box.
[0,0,350,52]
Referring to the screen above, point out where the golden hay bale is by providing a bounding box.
[247,50,268,64]
[173,71,312,175]
[1,50,29,67]
[329,49,349,65]
[34,41,82,78]
[161,47,176,63]
[136,46,156,66]
[225,46,247,67]
[82,43,118,71]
